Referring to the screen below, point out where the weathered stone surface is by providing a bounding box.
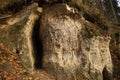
[0,3,41,71]
[40,4,113,80]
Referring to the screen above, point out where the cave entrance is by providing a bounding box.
[32,19,43,69]
[102,67,112,80]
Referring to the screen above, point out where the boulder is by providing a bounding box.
[40,4,113,80]
[0,3,42,71]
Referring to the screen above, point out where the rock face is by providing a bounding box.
[40,4,113,80]
[0,1,113,80]
[0,3,42,71]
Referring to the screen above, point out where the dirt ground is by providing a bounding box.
[0,43,56,80]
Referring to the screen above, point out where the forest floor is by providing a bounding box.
[0,43,56,80]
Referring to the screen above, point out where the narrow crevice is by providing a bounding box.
[83,13,96,23]
[83,12,108,31]
[32,19,43,69]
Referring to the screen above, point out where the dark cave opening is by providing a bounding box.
[102,67,112,80]
[32,19,43,69]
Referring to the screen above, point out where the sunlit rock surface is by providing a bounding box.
[40,4,113,80]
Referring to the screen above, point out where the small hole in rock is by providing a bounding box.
[55,44,61,49]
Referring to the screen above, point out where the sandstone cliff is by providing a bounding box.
[40,4,112,80]
[0,0,119,80]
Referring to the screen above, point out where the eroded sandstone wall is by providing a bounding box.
[40,4,113,80]
[0,1,113,80]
